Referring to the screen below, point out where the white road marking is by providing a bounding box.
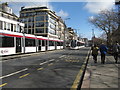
[0,68,28,79]
[39,59,55,65]
[59,55,66,58]
[40,61,49,65]
[49,59,55,62]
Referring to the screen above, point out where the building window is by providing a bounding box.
[7,23,11,31]
[24,18,28,22]
[35,28,44,33]
[32,29,34,34]
[11,24,13,31]
[45,22,48,27]
[28,17,34,22]
[35,22,44,27]
[0,21,2,29]
[45,28,48,33]
[50,24,55,29]
[45,16,48,21]
[48,29,55,35]
[24,28,27,33]
[36,12,46,15]
[28,23,34,28]
[14,24,16,32]
[25,23,27,28]
[4,22,6,30]
[16,25,20,32]
[28,29,31,34]
[20,26,24,33]
[36,16,44,21]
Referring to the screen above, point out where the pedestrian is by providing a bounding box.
[91,44,99,63]
[113,41,120,63]
[99,43,108,64]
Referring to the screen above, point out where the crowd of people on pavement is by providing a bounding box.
[91,41,120,64]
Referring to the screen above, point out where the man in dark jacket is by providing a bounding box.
[99,43,108,64]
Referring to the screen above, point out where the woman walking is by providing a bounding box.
[91,44,99,63]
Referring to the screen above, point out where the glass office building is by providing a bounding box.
[20,6,65,39]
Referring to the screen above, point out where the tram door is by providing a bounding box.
[45,40,48,51]
[38,40,41,51]
[16,37,21,53]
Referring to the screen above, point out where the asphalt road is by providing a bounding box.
[1,47,90,89]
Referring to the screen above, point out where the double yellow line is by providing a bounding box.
[71,50,91,90]
[0,83,7,88]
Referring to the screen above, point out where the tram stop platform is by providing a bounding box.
[81,54,120,89]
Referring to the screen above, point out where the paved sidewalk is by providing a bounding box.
[81,54,119,89]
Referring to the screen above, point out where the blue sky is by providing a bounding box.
[3,0,115,40]
[50,2,96,39]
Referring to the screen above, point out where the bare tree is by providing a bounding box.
[89,10,119,46]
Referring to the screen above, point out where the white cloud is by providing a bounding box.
[84,0,115,14]
[56,10,69,19]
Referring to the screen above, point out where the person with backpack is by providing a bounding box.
[91,44,99,63]
[99,43,108,64]
[113,41,120,63]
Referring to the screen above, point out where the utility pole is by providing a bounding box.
[92,29,95,46]
[63,18,70,49]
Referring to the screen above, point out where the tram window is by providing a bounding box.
[2,36,14,47]
[60,42,63,46]
[0,36,2,47]
[39,40,41,45]
[0,21,3,29]
[42,40,45,46]
[46,40,48,45]
[25,38,35,46]
[57,42,60,46]
[49,41,54,46]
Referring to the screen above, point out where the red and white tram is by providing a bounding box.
[0,30,64,56]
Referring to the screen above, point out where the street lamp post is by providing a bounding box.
[63,18,70,49]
